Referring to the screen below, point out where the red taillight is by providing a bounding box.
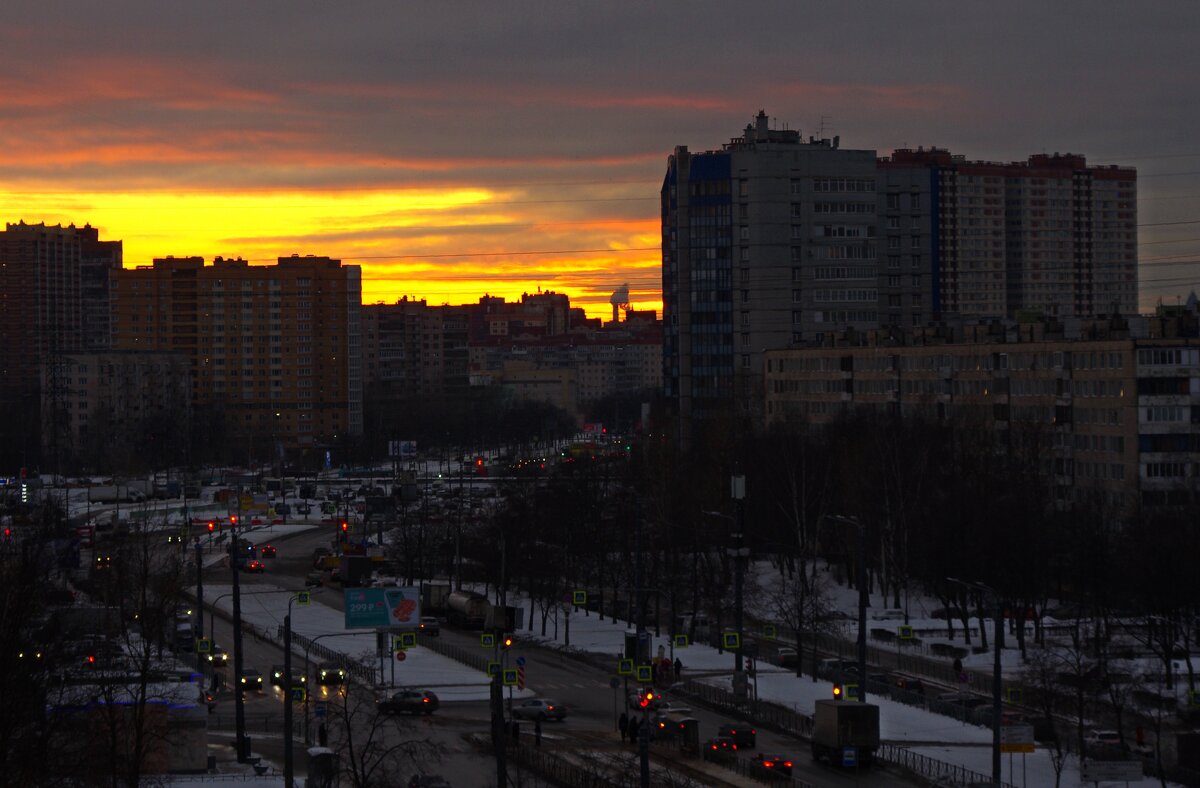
[547,705,554,711]
[784,761,793,768]
[710,744,717,750]
[764,761,774,769]
[422,697,429,703]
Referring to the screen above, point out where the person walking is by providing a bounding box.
[674,657,683,681]
[627,716,639,747]
[618,711,628,743]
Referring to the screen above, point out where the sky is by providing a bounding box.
[1,2,1198,319]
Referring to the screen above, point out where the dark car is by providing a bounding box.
[378,689,439,715]
[418,617,440,636]
[270,665,308,688]
[704,735,738,764]
[718,723,756,748]
[244,559,266,573]
[259,544,277,558]
[316,664,346,685]
[751,753,794,777]
[238,667,264,693]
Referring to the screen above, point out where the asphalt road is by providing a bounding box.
[197,520,919,787]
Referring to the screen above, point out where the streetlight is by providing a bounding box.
[947,576,1002,787]
[827,515,868,702]
[283,589,313,788]
[701,508,748,688]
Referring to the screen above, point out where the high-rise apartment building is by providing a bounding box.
[662,111,878,439]
[878,148,1137,322]
[362,297,470,399]
[111,255,362,453]
[0,222,123,391]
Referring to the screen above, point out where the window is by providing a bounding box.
[886,193,900,210]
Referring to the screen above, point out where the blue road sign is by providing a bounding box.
[842,746,857,768]
[515,656,526,667]
[314,701,328,719]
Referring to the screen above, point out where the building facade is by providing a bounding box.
[362,297,470,400]
[763,315,1199,514]
[878,148,1137,322]
[662,111,879,440]
[111,255,362,452]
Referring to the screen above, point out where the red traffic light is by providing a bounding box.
[207,521,215,533]
[86,654,96,667]
[340,521,348,532]
[230,515,238,525]
[475,457,484,467]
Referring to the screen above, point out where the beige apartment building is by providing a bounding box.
[111,255,362,453]
[764,316,1200,513]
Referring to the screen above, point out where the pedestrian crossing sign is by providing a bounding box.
[297,591,311,606]
[722,632,741,650]
[762,624,776,639]
[481,633,496,648]
[618,658,634,676]
[487,661,500,677]
[502,668,519,687]
[196,637,211,654]
[635,665,652,683]
[572,590,587,606]
[898,625,914,640]
[291,688,306,702]
[673,634,689,648]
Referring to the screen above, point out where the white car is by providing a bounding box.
[512,698,568,721]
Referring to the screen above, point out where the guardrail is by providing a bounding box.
[208,712,302,737]
[878,744,1014,788]
[417,632,491,673]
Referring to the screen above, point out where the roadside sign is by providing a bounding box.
[1080,761,1142,782]
[291,688,306,702]
[722,631,741,650]
[487,661,500,677]
[1005,687,1023,704]
[572,590,587,606]
[196,638,211,654]
[399,631,417,649]
[502,668,518,687]
[1000,724,1035,753]
[635,665,652,683]
[395,650,406,662]
[842,746,857,768]
[517,666,525,690]
[296,591,311,606]
[314,701,328,719]
[844,683,860,701]
[515,656,526,667]
[898,625,914,640]
[618,658,634,676]
[673,634,689,648]
[762,624,776,639]
[481,633,495,648]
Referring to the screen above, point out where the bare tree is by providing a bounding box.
[328,687,440,788]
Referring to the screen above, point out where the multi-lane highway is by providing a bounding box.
[198,521,920,786]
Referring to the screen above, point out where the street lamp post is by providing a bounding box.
[283,590,312,788]
[230,529,248,762]
[828,515,868,702]
[702,504,749,695]
[947,577,1003,787]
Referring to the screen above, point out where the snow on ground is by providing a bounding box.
[208,583,533,703]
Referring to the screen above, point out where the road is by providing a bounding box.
[198,521,918,786]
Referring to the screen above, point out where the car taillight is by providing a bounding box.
[422,697,429,703]
[784,761,793,768]
[764,761,774,768]
[547,705,554,711]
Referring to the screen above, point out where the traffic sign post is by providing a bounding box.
[618,658,634,676]
[481,633,495,648]
[502,668,518,687]
[572,590,587,607]
[517,666,525,690]
[673,634,689,648]
[395,650,406,662]
[722,631,740,650]
[762,624,776,639]
[841,746,857,768]
[635,665,652,683]
[487,661,500,677]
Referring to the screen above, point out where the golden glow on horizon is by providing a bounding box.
[0,188,663,319]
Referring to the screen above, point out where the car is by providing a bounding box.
[316,664,346,685]
[244,560,265,573]
[751,753,795,777]
[653,700,692,716]
[718,722,756,748]
[296,502,312,515]
[304,571,324,588]
[259,544,277,558]
[378,689,440,715]
[776,647,799,668]
[1084,729,1126,754]
[206,644,229,666]
[238,667,264,692]
[418,617,440,636]
[512,698,568,721]
[270,665,308,688]
[704,735,738,764]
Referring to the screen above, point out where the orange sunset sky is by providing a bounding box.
[1,3,1197,319]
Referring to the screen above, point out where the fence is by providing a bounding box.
[418,632,492,673]
[208,711,302,738]
[878,744,1015,788]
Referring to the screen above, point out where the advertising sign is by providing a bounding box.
[343,587,420,629]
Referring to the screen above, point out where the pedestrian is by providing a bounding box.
[618,711,628,742]
[534,717,542,747]
[627,716,639,746]
[318,722,328,747]
[674,657,683,681]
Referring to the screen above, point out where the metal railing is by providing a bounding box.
[878,744,1014,788]
[208,711,302,737]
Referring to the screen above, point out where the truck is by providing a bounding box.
[87,484,145,504]
[446,591,491,628]
[422,583,451,614]
[811,700,879,766]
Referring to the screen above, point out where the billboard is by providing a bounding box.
[344,587,421,629]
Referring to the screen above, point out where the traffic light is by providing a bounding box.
[638,689,656,709]
[230,515,238,527]
[501,634,514,650]
[832,683,842,699]
[86,654,97,669]
[207,521,215,533]
[340,521,349,534]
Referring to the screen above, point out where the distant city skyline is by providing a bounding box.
[1,2,1197,320]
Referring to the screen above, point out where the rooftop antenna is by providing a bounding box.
[816,115,832,139]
